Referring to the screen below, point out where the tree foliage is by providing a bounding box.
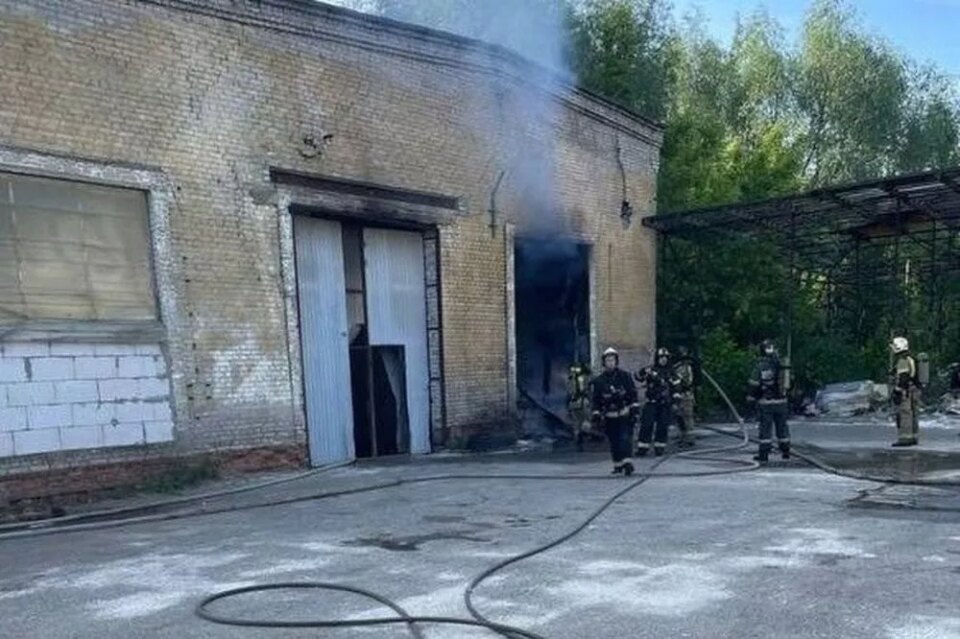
[567,0,960,411]
[345,0,960,411]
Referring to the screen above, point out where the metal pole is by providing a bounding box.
[855,237,862,343]
[786,210,796,377]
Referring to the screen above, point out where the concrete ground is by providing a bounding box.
[1,421,959,639]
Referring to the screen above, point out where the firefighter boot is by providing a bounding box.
[622,460,635,477]
[753,449,769,465]
[779,443,791,460]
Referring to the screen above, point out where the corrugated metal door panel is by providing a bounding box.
[293,216,355,465]
[364,228,431,454]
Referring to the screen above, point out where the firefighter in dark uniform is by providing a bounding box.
[591,347,639,476]
[890,336,920,447]
[747,339,790,464]
[673,346,696,448]
[635,347,678,457]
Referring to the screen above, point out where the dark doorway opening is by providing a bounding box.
[342,224,410,458]
[515,238,591,412]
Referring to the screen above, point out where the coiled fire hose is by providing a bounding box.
[193,371,758,638]
[4,368,945,636]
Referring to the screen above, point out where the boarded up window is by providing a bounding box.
[0,172,156,322]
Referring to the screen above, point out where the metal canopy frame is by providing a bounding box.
[645,167,960,275]
[643,166,960,351]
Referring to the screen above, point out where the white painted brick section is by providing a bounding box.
[144,420,174,444]
[30,357,75,381]
[61,425,103,451]
[2,343,49,358]
[101,423,145,447]
[117,356,155,378]
[0,340,171,457]
[94,344,139,356]
[152,401,172,422]
[73,402,116,426]
[75,357,118,379]
[139,378,170,399]
[28,405,73,429]
[14,428,61,455]
[55,381,99,404]
[99,379,140,402]
[50,343,96,357]
[0,359,27,383]
[0,407,28,432]
[115,402,151,423]
[7,382,55,407]
[0,432,13,457]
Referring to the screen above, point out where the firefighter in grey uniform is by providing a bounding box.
[591,348,639,476]
[673,346,696,448]
[890,337,920,447]
[747,339,790,464]
[567,362,593,451]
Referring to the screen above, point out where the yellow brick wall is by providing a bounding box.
[0,0,660,467]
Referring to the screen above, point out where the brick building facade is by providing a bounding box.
[0,0,661,501]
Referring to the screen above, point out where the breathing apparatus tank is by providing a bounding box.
[779,361,791,395]
[916,352,930,387]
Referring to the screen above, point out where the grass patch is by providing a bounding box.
[138,458,220,494]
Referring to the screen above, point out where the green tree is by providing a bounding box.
[346,0,960,411]
[796,0,910,184]
[567,0,674,121]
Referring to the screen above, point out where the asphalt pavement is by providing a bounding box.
[0,421,958,639]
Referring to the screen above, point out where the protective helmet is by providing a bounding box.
[760,339,777,356]
[602,347,619,364]
[891,337,909,354]
[677,345,689,358]
[656,347,670,358]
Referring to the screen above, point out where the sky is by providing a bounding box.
[675,0,960,78]
[326,1,960,79]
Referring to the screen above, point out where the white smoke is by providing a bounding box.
[331,0,575,232]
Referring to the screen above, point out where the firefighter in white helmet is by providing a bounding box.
[890,337,920,447]
[591,347,639,475]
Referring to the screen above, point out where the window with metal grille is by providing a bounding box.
[0,172,156,322]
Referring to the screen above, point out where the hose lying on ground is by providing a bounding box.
[0,459,355,535]
[194,418,756,638]
[4,371,952,636]
[698,367,960,487]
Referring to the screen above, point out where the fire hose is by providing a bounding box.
[2,369,950,637]
[193,373,757,638]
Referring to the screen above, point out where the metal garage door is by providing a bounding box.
[363,228,431,454]
[293,216,355,465]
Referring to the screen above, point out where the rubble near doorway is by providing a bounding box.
[514,238,591,441]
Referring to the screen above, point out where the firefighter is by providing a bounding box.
[591,347,639,475]
[567,362,593,451]
[890,337,920,447]
[673,346,696,448]
[747,339,790,464]
[635,347,678,457]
